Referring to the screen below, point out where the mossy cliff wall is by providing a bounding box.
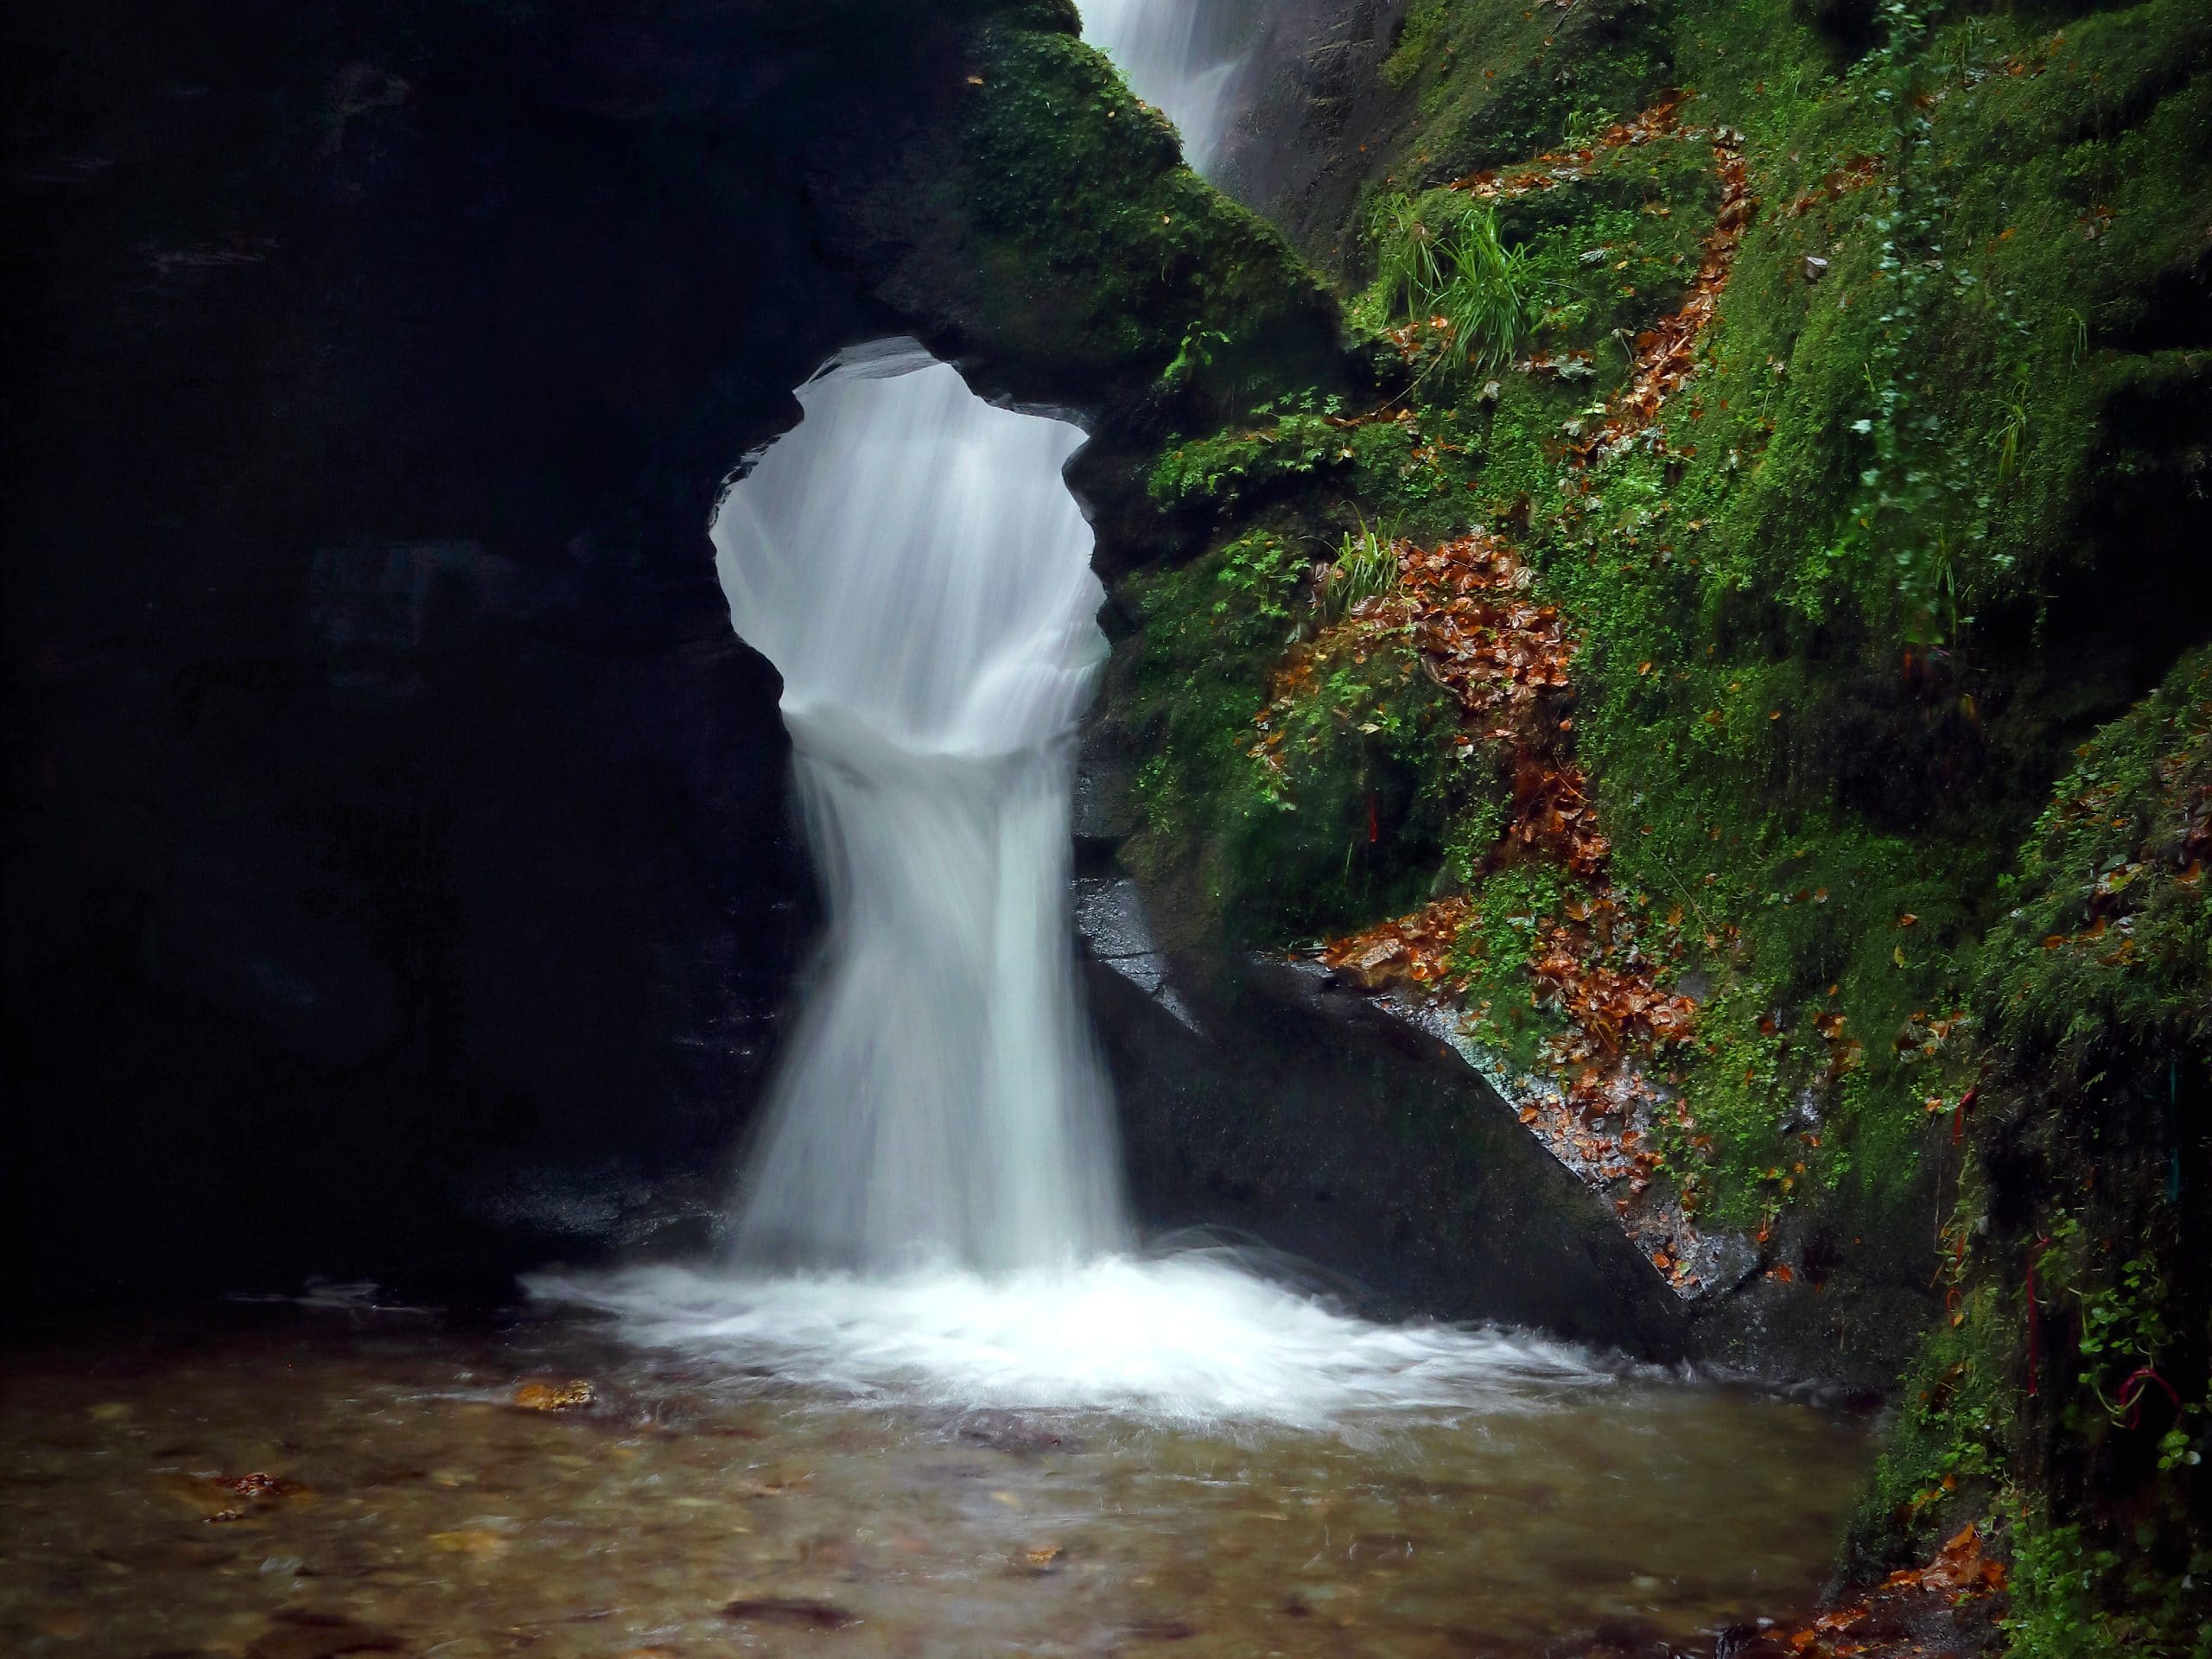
[1082,0,2211,1640]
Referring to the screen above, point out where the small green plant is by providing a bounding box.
[1370,191,1465,323]
[2063,308,2089,366]
[2156,1415,2202,1473]
[1161,322,1230,389]
[1431,213,1537,383]
[1367,191,1539,385]
[1947,15,1997,86]
[2074,1255,2169,1426]
[1897,525,1965,645]
[1313,511,1405,628]
[1562,103,1615,150]
[1995,391,2031,489]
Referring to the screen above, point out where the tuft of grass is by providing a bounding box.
[1367,190,1539,385]
[1369,190,1465,323]
[1429,209,1537,383]
[1994,389,2031,492]
[1313,512,1405,628]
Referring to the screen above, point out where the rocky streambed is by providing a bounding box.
[0,1296,1875,1658]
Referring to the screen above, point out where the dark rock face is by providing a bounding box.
[1212,0,1414,253]
[2,1,1024,1302]
[1091,952,1693,1358]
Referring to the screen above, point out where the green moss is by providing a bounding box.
[1847,1280,2018,1571]
[1109,0,2212,1245]
[1147,400,1353,512]
[1465,0,2212,1229]
[2005,1506,2212,1659]
[1446,863,1579,1070]
[1836,651,2212,1641]
[1362,0,1678,200]
[1101,0,2212,1631]
[1150,397,1491,537]
[1115,523,1479,946]
[952,22,1344,404]
[1980,648,2212,1071]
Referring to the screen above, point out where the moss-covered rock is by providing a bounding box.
[1853,652,2212,1648]
[1103,0,2212,1256]
[829,10,1351,442]
[1093,3,2212,1603]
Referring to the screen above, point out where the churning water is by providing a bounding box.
[537,1254,1618,1431]
[1080,0,1245,176]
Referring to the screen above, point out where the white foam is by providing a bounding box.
[531,1253,1613,1431]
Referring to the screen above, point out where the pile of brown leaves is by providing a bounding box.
[1743,1527,2008,1658]
[1506,756,1609,876]
[1449,92,1690,200]
[1573,121,1756,465]
[1531,906,1695,1058]
[1528,887,1700,1275]
[1785,152,1882,218]
[1268,531,1607,873]
[1252,531,1575,779]
[1400,532,1573,731]
[1382,316,1445,364]
[1321,897,1471,995]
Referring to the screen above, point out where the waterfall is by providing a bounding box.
[1080,0,1244,177]
[709,340,1127,1272]
[529,341,1614,1427]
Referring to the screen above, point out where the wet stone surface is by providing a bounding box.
[0,1304,1873,1657]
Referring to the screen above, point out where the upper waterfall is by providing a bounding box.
[708,341,1126,1273]
[1080,0,1245,178]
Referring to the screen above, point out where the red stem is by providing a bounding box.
[2119,1368,2180,1430]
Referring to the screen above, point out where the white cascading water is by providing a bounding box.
[709,339,1124,1273]
[1080,0,1244,177]
[533,342,1613,1427]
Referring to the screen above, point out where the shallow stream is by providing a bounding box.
[2,1294,1874,1658]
